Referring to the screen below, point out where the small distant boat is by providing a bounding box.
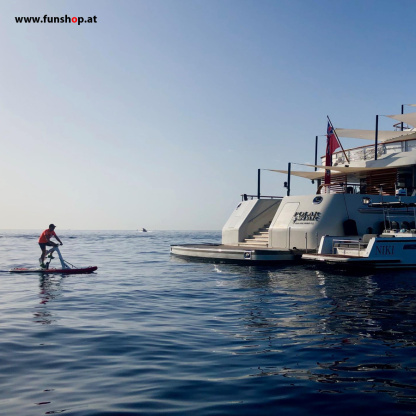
[141,228,147,232]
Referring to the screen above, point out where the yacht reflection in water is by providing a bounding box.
[312,268,416,343]
[215,264,416,404]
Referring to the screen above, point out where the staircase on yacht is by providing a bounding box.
[238,222,271,247]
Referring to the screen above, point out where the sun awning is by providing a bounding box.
[298,164,398,173]
[383,130,416,142]
[268,161,408,181]
[386,112,416,127]
[267,169,325,180]
[335,128,414,142]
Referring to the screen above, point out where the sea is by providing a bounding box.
[1,229,416,416]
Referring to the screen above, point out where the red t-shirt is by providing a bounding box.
[38,229,56,243]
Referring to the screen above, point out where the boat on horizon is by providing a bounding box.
[171,106,416,264]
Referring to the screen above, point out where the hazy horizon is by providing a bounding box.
[2,0,416,230]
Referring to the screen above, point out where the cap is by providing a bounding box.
[49,224,56,228]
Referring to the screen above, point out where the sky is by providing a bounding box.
[1,0,416,230]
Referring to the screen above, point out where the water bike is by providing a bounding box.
[9,246,98,275]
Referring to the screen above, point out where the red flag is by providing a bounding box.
[324,122,341,185]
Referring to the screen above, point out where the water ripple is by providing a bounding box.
[1,231,416,415]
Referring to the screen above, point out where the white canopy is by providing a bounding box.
[268,166,388,181]
[267,169,325,180]
[386,112,416,127]
[335,128,414,142]
[384,130,416,142]
[299,163,397,173]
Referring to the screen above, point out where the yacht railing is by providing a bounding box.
[241,194,283,201]
[317,182,361,194]
[332,238,367,255]
[321,138,415,165]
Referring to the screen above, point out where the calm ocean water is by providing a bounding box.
[1,230,416,415]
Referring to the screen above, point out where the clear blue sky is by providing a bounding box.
[1,0,415,230]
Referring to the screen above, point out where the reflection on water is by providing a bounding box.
[211,264,416,409]
[1,230,416,415]
[33,276,64,325]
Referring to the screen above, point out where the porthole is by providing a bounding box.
[313,196,323,204]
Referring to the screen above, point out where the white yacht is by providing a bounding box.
[171,108,416,263]
[302,202,416,269]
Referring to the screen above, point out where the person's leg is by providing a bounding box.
[39,244,47,266]
[47,242,58,258]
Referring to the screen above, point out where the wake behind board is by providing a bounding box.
[10,266,98,275]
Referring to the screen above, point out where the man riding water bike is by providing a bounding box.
[38,224,63,268]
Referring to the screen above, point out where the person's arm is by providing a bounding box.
[55,234,63,245]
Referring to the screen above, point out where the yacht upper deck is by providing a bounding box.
[318,136,416,196]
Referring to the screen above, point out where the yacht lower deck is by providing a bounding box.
[302,252,402,267]
[170,243,301,263]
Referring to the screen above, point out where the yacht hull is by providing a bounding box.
[170,244,299,264]
[302,253,404,269]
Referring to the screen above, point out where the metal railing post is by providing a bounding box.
[257,169,261,199]
[375,115,379,160]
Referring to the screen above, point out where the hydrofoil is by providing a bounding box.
[10,246,97,275]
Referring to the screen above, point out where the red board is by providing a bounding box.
[10,266,98,275]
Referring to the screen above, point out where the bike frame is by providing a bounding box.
[45,246,71,269]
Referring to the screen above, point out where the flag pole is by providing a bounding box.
[327,115,350,164]
[312,135,318,184]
